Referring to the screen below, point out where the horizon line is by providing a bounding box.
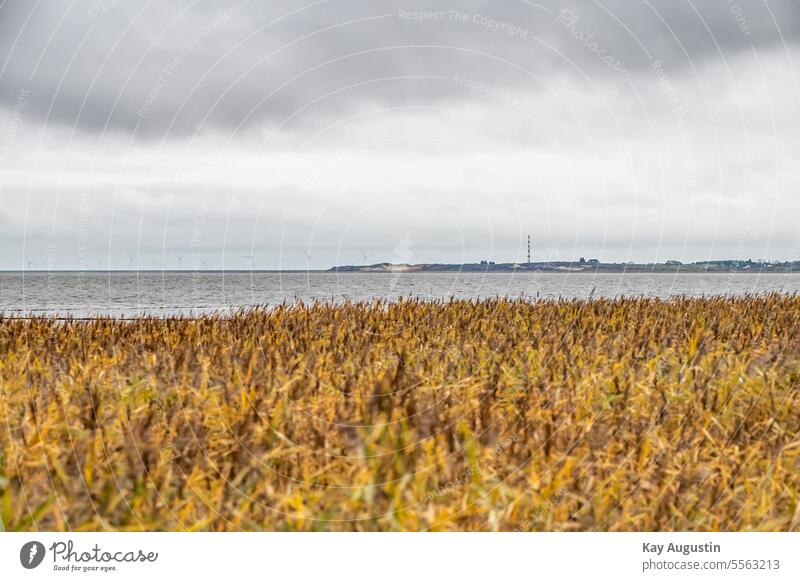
[2,256,799,275]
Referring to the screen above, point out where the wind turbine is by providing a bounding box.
[175,254,183,270]
[359,248,372,264]
[301,248,313,272]
[243,254,255,270]
[127,253,136,270]
[25,257,33,269]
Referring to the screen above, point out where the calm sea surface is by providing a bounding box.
[1,271,799,317]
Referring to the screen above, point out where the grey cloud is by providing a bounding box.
[1,0,798,137]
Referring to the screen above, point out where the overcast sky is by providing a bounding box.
[1,0,799,269]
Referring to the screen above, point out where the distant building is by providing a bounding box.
[666,260,682,266]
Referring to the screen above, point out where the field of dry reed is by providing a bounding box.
[1,295,799,531]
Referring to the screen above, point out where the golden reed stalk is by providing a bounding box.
[1,295,798,531]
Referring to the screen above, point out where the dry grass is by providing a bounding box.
[1,295,799,531]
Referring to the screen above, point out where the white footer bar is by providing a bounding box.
[2,533,797,580]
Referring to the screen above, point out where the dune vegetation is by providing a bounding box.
[1,295,799,531]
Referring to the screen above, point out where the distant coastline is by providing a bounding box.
[3,258,800,274]
[329,259,800,274]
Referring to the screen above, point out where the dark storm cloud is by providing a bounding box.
[1,0,798,138]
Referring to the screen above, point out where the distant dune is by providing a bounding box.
[329,260,800,273]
